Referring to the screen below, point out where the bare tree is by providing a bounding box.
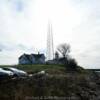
[57,43,70,58]
[57,43,78,71]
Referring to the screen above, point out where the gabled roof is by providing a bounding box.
[19,53,29,59]
[19,53,45,60]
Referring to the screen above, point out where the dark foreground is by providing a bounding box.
[0,71,100,100]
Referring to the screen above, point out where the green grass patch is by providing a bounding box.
[0,64,66,74]
[0,64,86,75]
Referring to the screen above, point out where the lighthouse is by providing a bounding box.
[46,22,54,60]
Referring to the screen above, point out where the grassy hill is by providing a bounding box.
[0,64,100,100]
[0,64,85,74]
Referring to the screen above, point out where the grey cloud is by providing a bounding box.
[8,0,25,12]
[0,43,34,52]
[0,49,2,52]
[7,0,31,13]
[17,44,35,52]
[0,43,7,50]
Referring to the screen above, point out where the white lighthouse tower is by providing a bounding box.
[46,22,54,61]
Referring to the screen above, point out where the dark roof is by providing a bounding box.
[19,53,45,60]
[19,54,27,59]
[31,54,45,58]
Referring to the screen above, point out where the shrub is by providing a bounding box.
[66,58,78,71]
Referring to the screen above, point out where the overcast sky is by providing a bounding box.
[0,0,100,68]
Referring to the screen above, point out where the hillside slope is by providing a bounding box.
[0,65,100,100]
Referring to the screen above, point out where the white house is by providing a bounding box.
[19,53,45,64]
